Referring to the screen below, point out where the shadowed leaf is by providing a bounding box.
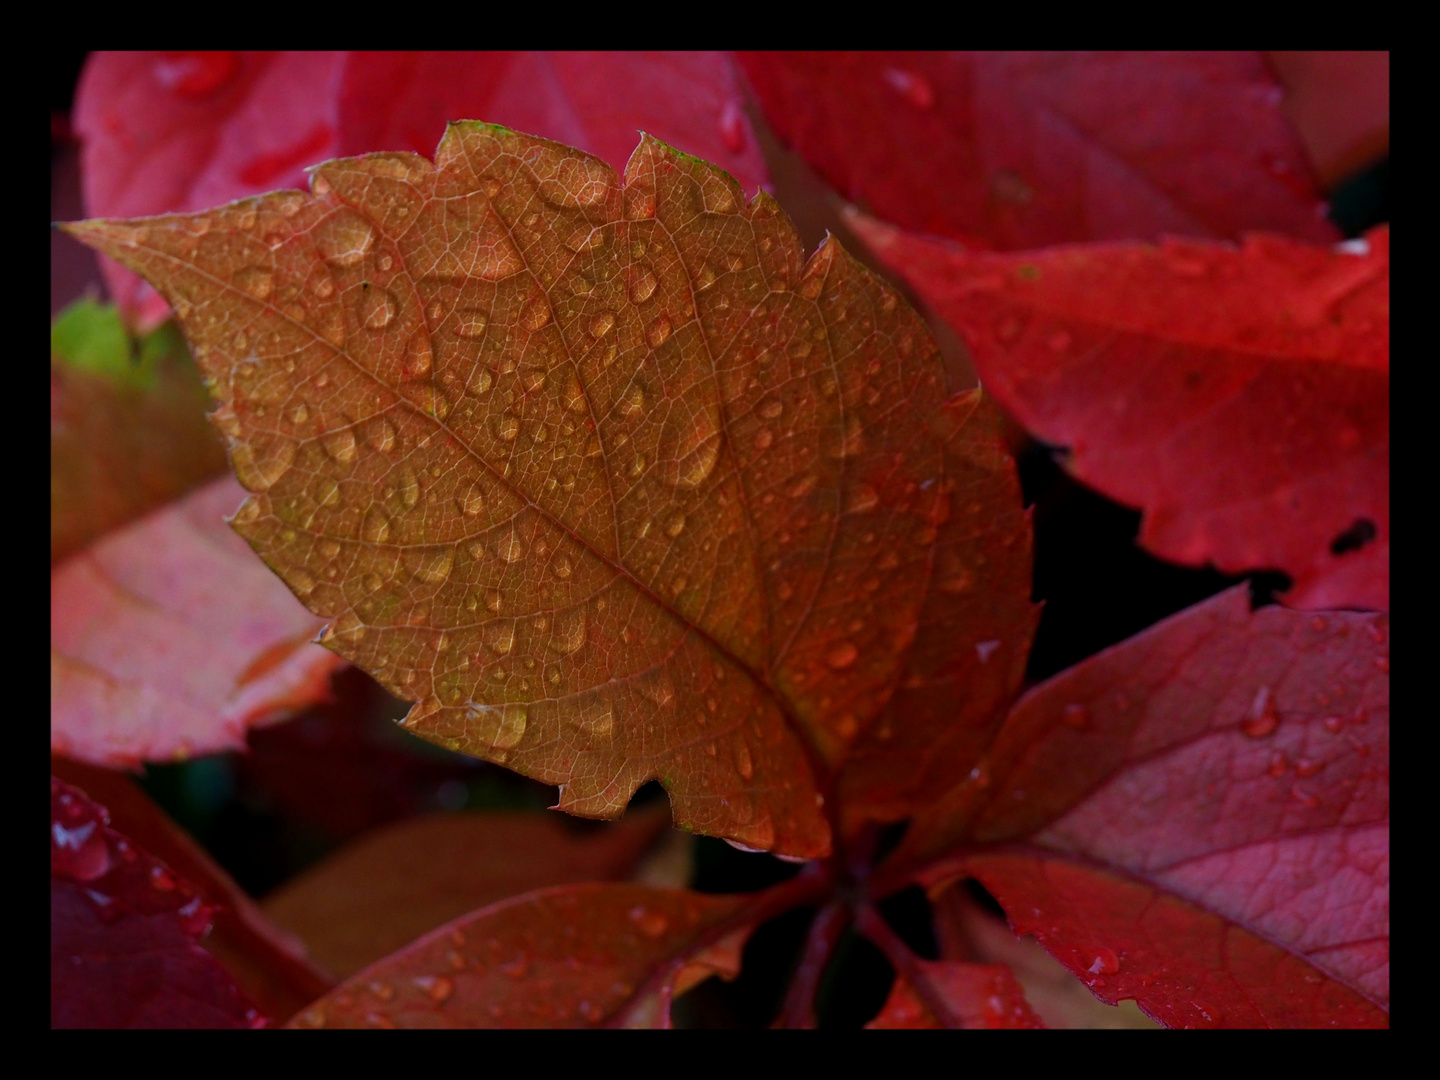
[64,125,1033,856]
[263,807,671,979]
[738,51,1336,251]
[866,960,1042,1028]
[287,883,751,1029]
[853,218,1389,612]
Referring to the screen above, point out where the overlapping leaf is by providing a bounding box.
[866,961,1042,1028]
[76,51,764,330]
[263,808,669,978]
[738,51,1336,251]
[896,586,1388,1027]
[51,777,264,1029]
[853,218,1389,611]
[65,125,1034,856]
[287,883,753,1029]
[51,476,345,766]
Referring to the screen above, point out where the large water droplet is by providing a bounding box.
[975,639,1001,663]
[494,415,521,442]
[551,607,587,655]
[322,428,358,465]
[362,507,392,544]
[646,314,672,348]
[495,529,526,562]
[367,417,398,453]
[235,265,274,301]
[733,741,755,780]
[414,975,454,1004]
[315,211,375,267]
[1087,947,1120,976]
[231,438,297,491]
[826,642,858,670]
[357,286,396,330]
[629,266,659,304]
[759,398,784,420]
[407,546,454,586]
[467,701,528,750]
[453,309,488,338]
[1242,685,1280,738]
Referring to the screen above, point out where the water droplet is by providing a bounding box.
[457,482,486,518]
[498,953,530,979]
[826,642,858,670]
[495,529,526,562]
[315,211,375,267]
[288,403,311,425]
[414,975,453,1004]
[494,415,521,441]
[362,507,392,544]
[1242,685,1280,738]
[1267,751,1289,778]
[1291,785,1320,810]
[995,315,1022,343]
[316,477,342,508]
[787,474,817,499]
[733,742,755,780]
[408,546,454,585]
[646,314,672,347]
[551,607,587,655]
[1294,758,1323,778]
[975,639,1001,663]
[1061,704,1090,730]
[1046,330,1072,353]
[396,468,421,509]
[883,67,935,109]
[235,265,274,301]
[753,429,774,450]
[589,311,616,338]
[358,286,396,329]
[759,398,784,420]
[719,101,747,154]
[629,267,659,305]
[1323,716,1345,734]
[231,438,297,491]
[322,428,358,464]
[466,701,528,750]
[665,512,687,538]
[521,298,551,331]
[628,905,669,938]
[367,417,398,453]
[453,309,488,338]
[367,980,395,1001]
[1087,947,1120,976]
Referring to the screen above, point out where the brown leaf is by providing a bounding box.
[63,124,1034,855]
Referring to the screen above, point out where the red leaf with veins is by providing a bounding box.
[76,52,764,329]
[51,777,264,1029]
[738,51,1336,251]
[853,217,1389,611]
[51,476,345,766]
[898,586,1388,1027]
[288,883,754,1029]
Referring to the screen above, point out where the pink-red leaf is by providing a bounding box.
[262,808,670,979]
[866,960,1042,1029]
[738,51,1336,251]
[75,51,765,330]
[899,586,1388,1027]
[287,883,751,1029]
[51,777,264,1029]
[854,218,1389,611]
[51,476,345,766]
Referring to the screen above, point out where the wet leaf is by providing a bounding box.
[854,218,1389,611]
[866,961,1042,1028]
[738,51,1336,251]
[64,125,1033,856]
[51,476,345,766]
[51,299,227,563]
[900,586,1389,1027]
[287,883,751,1029]
[75,51,764,330]
[51,776,264,1029]
[263,807,670,978]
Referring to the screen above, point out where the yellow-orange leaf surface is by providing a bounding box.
[65,124,1036,856]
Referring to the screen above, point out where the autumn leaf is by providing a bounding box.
[51,298,227,563]
[51,476,345,766]
[51,757,333,1020]
[737,51,1336,251]
[263,807,670,979]
[51,776,264,1028]
[852,217,1389,612]
[76,52,764,330]
[1268,51,1389,188]
[287,883,764,1029]
[64,124,1034,856]
[866,961,1042,1029]
[892,586,1388,1027]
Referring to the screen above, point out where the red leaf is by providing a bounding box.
[262,808,670,979]
[75,51,765,329]
[853,218,1389,611]
[900,586,1388,1027]
[287,884,752,1029]
[1268,52,1389,188]
[51,777,264,1029]
[738,52,1336,251]
[867,961,1042,1029]
[51,476,345,766]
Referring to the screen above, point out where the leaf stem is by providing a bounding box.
[777,901,851,1028]
[854,903,961,1029]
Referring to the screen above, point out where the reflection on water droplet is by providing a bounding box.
[367,417,397,453]
[454,310,488,338]
[235,265,274,301]
[1087,947,1120,976]
[975,639,1001,663]
[315,212,375,267]
[494,415,521,441]
[359,286,396,329]
[628,905,669,938]
[826,642,858,670]
[734,741,755,780]
[458,482,485,517]
[288,403,311,425]
[495,529,526,562]
[647,314,672,347]
[883,67,935,109]
[466,701,529,750]
[231,438,297,491]
[630,267,658,304]
[396,468,420,509]
[414,975,454,1004]
[408,546,454,585]
[1242,685,1279,738]
[362,507,392,544]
